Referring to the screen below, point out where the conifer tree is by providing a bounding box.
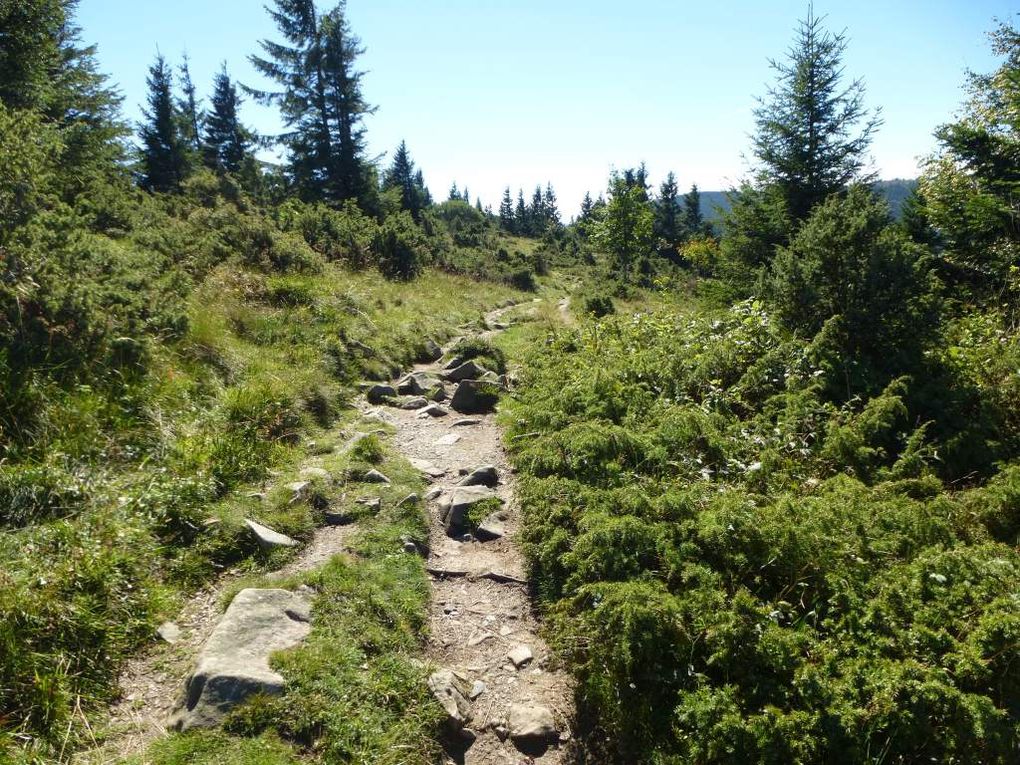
[382,139,428,219]
[515,189,527,233]
[249,0,374,203]
[203,64,251,173]
[530,185,544,234]
[449,181,460,201]
[462,186,470,203]
[579,191,594,221]
[655,171,683,250]
[139,54,188,192]
[684,183,704,236]
[475,197,483,213]
[753,6,881,220]
[177,54,202,152]
[499,187,515,232]
[544,182,559,225]
[414,169,432,205]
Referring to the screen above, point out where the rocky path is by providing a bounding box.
[365,304,575,765]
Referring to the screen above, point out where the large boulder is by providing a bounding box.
[439,486,498,533]
[366,384,397,404]
[169,589,312,731]
[418,339,443,363]
[450,380,501,414]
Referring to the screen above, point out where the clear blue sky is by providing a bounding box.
[77,0,1016,216]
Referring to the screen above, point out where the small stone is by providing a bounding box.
[286,481,310,501]
[398,493,420,507]
[451,418,481,427]
[244,519,299,550]
[425,487,444,501]
[157,622,181,644]
[469,680,487,700]
[508,704,558,744]
[507,644,533,669]
[499,625,514,637]
[492,723,510,741]
[403,541,419,554]
[323,510,352,526]
[410,458,446,478]
[435,433,462,447]
[467,631,494,646]
[363,469,391,484]
[417,404,448,418]
[450,379,500,414]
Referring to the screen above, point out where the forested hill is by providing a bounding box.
[701,177,918,220]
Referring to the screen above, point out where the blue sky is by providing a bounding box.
[77,0,1015,216]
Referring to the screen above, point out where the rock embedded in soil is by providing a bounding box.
[475,510,508,541]
[444,359,491,383]
[362,469,391,484]
[507,644,534,669]
[427,669,473,730]
[440,486,499,533]
[508,703,558,744]
[419,338,443,362]
[451,417,482,427]
[366,384,397,404]
[457,465,499,488]
[410,458,446,478]
[157,622,182,644]
[397,371,444,396]
[435,433,462,447]
[399,396,429,410]
[299,466,331,481]
[443,355,465,371]
[244,519,299,550]
[169,589,312,731]
[450,380,501,414]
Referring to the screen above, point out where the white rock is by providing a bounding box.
[244,519,299,550]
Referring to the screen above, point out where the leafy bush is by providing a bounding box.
[506,299,1020,763]
[279,199,379,268]
[375,211,428,280]
[583,292,615,317]
[448,337,507,374]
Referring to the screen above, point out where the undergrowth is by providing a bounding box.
[504,297,1020,763]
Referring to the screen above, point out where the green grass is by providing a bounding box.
[0,259,522,761]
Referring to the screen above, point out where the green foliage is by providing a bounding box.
[593,171,655,280]
[506,298,1020,763]
[448,337,507,375]
[278,198,379,268]
[769,185,940,366]
[0,103,58,240]
[375,210,428,280]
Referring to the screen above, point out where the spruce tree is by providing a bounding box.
[530,185,544,234]
[475,197,483,213]
[544,182,559,225]
[499,187,515,232]
[203,64,251,173]
[139,54,188,192]
[449,181,460,201]
[655,172,683,250]
[683,183,704,236]
[753,7,881,220]
[383,140,427,219]
[414,169,432,205]
[177,54,202,152]
[579,191,594,221]
[249,0,374,203]
[515,189,527,233]
[462,186,470,203]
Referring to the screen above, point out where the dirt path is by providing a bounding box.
[366,304,576,765]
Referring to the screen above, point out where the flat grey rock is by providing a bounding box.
[475,511,507,541]
[399,396,429,410]
[458,465,498,488]
[410,458,446,478]
[417,404,448,418]
[435,433,462,447]
[450,380,500,414]
[244,519,299,550]
[451,418,481,427]
[169,589,312,731]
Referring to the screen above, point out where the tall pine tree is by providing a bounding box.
[514,189,527,233]
[683,183,704,236]
[203,64,251,173]
[249,0,374,203]
[139,54,188,192]
[499,188,515,232]
[383,139,427,219]
[177,54,202,153]
[753,6,881,220]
